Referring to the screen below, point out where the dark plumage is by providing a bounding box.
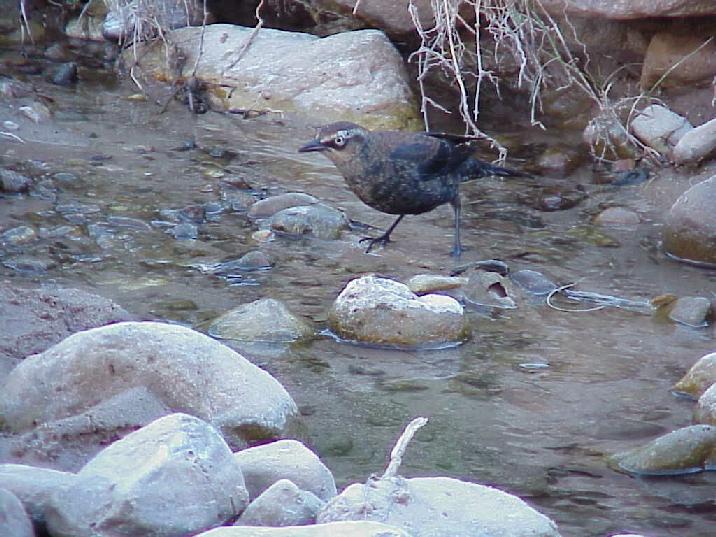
[298,121,525,256]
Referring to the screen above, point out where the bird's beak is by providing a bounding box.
[298,140,328,153]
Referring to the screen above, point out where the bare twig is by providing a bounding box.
[0,131,26,143]
[352,0,363,15]
[381,417,428,480]
[223,0,265,74]
[19,0,33,44]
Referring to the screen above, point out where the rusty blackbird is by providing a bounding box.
[299,121,525,256]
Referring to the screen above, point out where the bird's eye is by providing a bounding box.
[333,135,346,147]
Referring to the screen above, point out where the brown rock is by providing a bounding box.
[663,176,716,265]
[322,0,435,41]
[641,29,716,90]
[539,0,716,19]
[675,352,716,398]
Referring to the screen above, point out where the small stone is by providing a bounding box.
[172,223,199,240]
[594,207,640,226]
[270,204,348,240]
[0,169,31,193]
[215,251,271,273]
[673,352,716,398]
[405,274,467,295]
[19,102,51,123]
[252,229,274,242]
[630,104,692,154]
[248,193,318,219]
[0,226,37,245]
[2,256,57,273]
[2,120,19,130]
[511,269,558,296]
[53,172,80,184]
[663,176,716,265]
[463,271,517,309]
[49,62,78,86]
[235,479,323,527]
[668,296,712,327]
[209,298,313,342]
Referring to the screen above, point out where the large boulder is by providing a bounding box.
[196,521,411,536]
[318,476,561,537]
[641,29,716,90]
[328,275,468,347]
[0,322,298,448]
[131,25,420,130]
[0,488,34,537]
[233,440,337,502]
[45,413,249,537]
[0,464,76,526]
[662,176,716,265]
[539,0,716,19]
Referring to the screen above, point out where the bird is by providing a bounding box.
[298,121,526,256]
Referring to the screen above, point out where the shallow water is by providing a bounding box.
[2,57,716,536]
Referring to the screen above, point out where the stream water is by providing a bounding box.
[2,47,716,536]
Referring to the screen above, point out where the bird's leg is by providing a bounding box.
[450,196,462,257]
[359,214,405,253]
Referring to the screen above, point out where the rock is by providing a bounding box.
[270,203,348,240]
[328,275,467,347]
[630,105,692,154]
[209,298,313,342]
[694,383,716,425]
[133,25,420,129]
[0,285,132,361]
[0,488,34,537]
[405,274,467,295]
[641,30,716,90]
[663,176,716,265]
[608,425,716,476]
[672,117,716,165]
[673,352,716,398]
[535,146,584,177]
[234,440,336,502]
[583,111,635,159]
[0,464,75,527]
[0,78,33,98]
[0,322,298,448]
[0,169,32,193]
[510,270,558,296]
[196,520,411,537]
[248,193,318,219]
[318,476,561,537]
[45,413,249,537]
[172,222,199,239]
[327,0,435,42]
[539,0,716,19]
[463,271,517,309]
[668,296,712,327]
[103,0,206,41]
[65,14,105,41]
[0,226,37,246]
[236,479,323,527]
[594,207,641,226]
[18,102,51,123]
[213,251,272,274]
[49,62,78,86]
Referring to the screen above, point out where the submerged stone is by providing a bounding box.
[673,352,716,398]
[209,298,314,342]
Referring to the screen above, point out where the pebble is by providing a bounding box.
[0,169,32,193]
[49,62,78,86]
[594,207,640,226]
[172,223,199,240]
[0,226,37,245]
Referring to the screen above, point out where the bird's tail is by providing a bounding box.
[460,157,529,182]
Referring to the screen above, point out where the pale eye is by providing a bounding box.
[334,135,346,147]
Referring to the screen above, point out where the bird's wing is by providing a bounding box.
[388,135,474,180]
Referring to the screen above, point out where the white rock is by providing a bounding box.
[65,15,105,41]
[695,382,716,424]
[318,476,561,537]
[236,479,323,527]
[0,464,76,525]
[196,520,412,536]
[630,104,692,154]
[233,440,337,502]
[0,321,297,448]
[0,488,34,537]
[46,413,249,537]
[209,298,314,342]
[672,117,716,164]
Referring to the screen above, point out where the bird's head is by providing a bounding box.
[298,122,367,164]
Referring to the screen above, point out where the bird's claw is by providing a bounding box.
[359,235,390,253]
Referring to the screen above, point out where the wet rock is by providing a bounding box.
[52,172,80,185]
[45,413,249,537]
[535,145,583,177]
[594,207,640,226]
[608,425,716,476]
[668,296,712,327]
[235,479,323,527]
[172,222,199,239]
[0,169,32,193]
[233,440,337,502]
[103,0,206,41]
[209,298,313,342]
[510,270,558,296]
[520,184,587,212]
[672,117,716,165]
[673,352,716,398]
[133,25,419,129]
[44,43,73,62]
[0,78,33,98]
[583,111,635,159]
[19,102,51,124]
[2,256,57,274]
[106,216,152,230]
[641,29,716,90]
[270,203,348,240]
[328,275,467,347]
[252,229,275,242]
[663,176,716,265]
[234,251,272,271]
[49,62,78,86]
[0,226,36,246]
[539,0,716,18]
[695,383,716,425]
[317,476,561,537]
[196,521,410,537]
[248,193,318,219]
[463,271,517,309]
[0,488,33,537]
[0,285,132,361]
[0,322,298,449]
[0,464,76,527]
[405,275,467,295]
[65,14,105,41]
[630,105,692,154]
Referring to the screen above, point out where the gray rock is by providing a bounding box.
[103,0,206,41]
[46,413,249,537]
[0,226,37,246]
[172,222,199,239]
[594,207,640,226]
[0,169,32,193]
[209,298,314,342]
[672,117,716,164]
[0,488,34,537]
[270,203,348,240]
[318,476,561,537]
[19,102,51,124]
[196,521,411,537]
[405,275,467,295]
[49,62,78,86]
[233,440,337,502]
[328,276,467,347]
[65,14,105,41]
[538,0,716,18]
[663,176,716,265]
[234,251,272,271]
[695,383,716,425]
[236,479,323,527]
[673,352,716,398]
[248,193,318,219]
[0,464,76,525]
[0,322,298,449]
[463,271,517,309]
[131,25,420,129]
[510,270,558,296]
[668,296,712,327]
[2,256,57,274]
[630,104,692,154]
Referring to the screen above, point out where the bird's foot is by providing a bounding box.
[450,245,462,258]
[359,234,391,253]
